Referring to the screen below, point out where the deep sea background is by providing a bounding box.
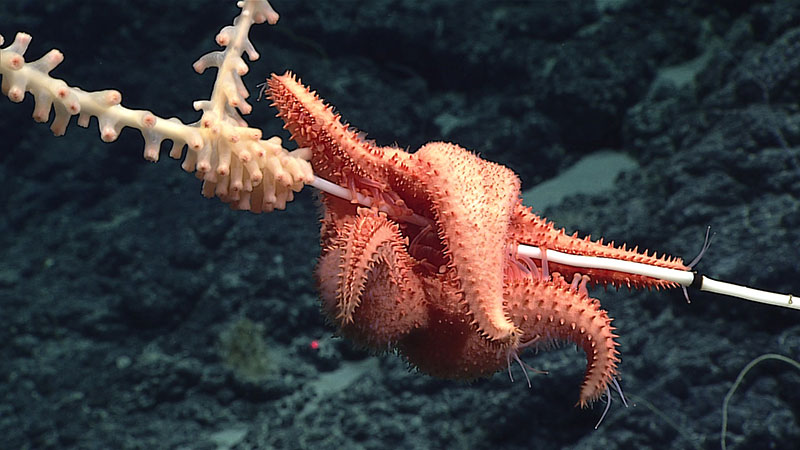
[1,1,799,449]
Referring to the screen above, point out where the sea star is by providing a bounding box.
[267,72,689,407]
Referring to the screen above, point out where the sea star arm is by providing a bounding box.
[415,142,524,345]
[505,273,621,408]
[511,204,690,289]
[316,206,426,348]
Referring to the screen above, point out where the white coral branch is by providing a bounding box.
[0,0,312,213]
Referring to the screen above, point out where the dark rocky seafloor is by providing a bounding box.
[1,1,798,449]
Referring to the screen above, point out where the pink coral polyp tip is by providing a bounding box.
[144,147,159,162]
[9,54,24,70]
[216,34,230,47]
[189,137,204,151]
[142,114,157,128]
[107,91,121,106]
[8,87,24,102]
[101,128,118,142]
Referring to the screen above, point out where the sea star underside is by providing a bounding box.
[267,72,690,408]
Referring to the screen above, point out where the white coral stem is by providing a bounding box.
[0,0,313,213]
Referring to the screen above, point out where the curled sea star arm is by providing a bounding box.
[316,206,426,348]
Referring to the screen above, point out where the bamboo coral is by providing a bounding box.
[0,0,313,213]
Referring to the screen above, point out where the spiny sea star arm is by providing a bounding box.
[415,142,523,345]
[511,204,689,289]
[505,273,621,408]
[316,207,426,348]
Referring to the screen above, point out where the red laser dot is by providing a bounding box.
[310,340,320,350]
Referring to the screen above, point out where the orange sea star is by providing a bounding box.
[267,71,689,407]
